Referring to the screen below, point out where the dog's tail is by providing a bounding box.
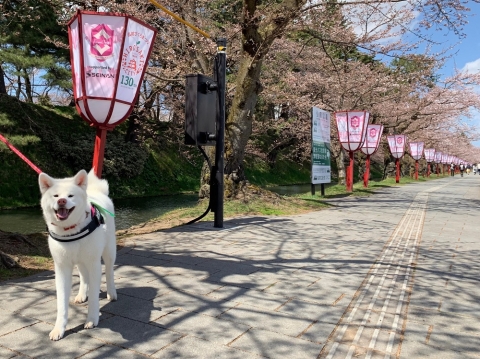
[87,169,110,196]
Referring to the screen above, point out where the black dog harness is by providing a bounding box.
[48,205,104,243]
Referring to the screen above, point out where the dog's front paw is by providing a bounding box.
[107,290,117,301]
[84,321,97,329]
[49,327,65,341]
[84,321,95,329]
[74,293,88,304]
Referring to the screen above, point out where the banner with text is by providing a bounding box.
[311,107,331,184]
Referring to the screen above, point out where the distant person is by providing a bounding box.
[473,164,477,175]
[450,162,455,176]
[466,164,471,175]
[459,162,465,177]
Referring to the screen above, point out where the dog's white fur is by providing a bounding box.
[39,169,117,341]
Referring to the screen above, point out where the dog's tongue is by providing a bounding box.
[57,208,69,220]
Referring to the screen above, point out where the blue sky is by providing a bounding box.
[412,2,480,146]
[433,2,480,77]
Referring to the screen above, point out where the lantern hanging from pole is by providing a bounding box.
[387,134,407,183]
[424,148,435,177]
[360,124,383,187]
[334,110,369,192]
[68,10,157,176]
[408,141,424,180]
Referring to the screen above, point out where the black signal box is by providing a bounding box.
[185,74,217,146]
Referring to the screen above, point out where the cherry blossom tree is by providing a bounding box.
[46,0,480,190]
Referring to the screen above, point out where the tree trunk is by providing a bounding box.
[124,115,140,143]
[203,0,305,198]
[23,69,33,103]
[0,64,7,94]
[224,56,264,196]
[16,74,21,99]
[335,149,347,185]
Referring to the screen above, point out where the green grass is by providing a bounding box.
[244,156,311,186]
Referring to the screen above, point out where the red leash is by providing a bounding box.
[0,133,42,174]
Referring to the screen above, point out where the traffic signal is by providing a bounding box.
[185,74,217,146]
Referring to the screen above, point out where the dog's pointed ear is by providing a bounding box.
[38,173,55,194]
[74,170,88,190]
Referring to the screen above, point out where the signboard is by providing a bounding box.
[311,107,331,184]
[434,151,442,163]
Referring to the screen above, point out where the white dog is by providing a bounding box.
[38,169,117,341]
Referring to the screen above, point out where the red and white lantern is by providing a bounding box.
[409,141,424,180]
[424,148,435,162]
[441,153,448,164]
[423,148,435,177]
[409,142,424,161]
[360,124,383,187]
[68,10,157,176]
[334,110,369,192]
[387,134,407,183]
[387,135,407,158]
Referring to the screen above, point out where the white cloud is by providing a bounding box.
[461,58,480,74]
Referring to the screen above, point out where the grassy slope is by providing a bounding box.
[0,95,203,208]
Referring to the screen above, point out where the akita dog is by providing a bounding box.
[38,169,117,340]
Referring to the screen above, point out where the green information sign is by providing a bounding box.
[311,107,331,184]
[312,141,331,166]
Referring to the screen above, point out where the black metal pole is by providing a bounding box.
[321,183,325,196]
[311,184,315,195]
[213,38,226,228]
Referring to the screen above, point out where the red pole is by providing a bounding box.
[346,151,354,192]
[415,160,419,180]
[436,163,439,176]
[395,158,400,183]
[92,127,107,177]
[363,155,370,188]
[427,163,430,177]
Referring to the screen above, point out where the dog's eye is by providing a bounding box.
[53,195,58,198]
[68,195,73,198]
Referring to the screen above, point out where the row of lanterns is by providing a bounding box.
[334,110,467,192]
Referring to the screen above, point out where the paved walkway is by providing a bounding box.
[1,176,479,358]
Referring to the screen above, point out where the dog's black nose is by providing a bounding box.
[57,198,67,206]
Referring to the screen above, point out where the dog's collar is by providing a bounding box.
[48,205,104,243]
